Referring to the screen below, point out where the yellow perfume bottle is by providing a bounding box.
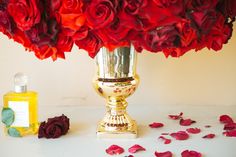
[2,73,39,137]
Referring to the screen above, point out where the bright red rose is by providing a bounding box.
[191,10,217,34]
[58,0,86,31]
[7,0,41,31]
[85,0,118,29]
[187,0,218,11]
[217,0,236,19]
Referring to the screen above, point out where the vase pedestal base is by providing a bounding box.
[96,120,138,139]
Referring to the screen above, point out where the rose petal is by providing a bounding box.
[155,151,173,157]
[180,118,196,126]
[202,134,215,139]
[223,130,236,137]
[181,150,202,157]
[223,123,236,130]
[186,128,201,134]
[106,145,124,155]
[125,155,134,157]
[168,112,183,120]
[170,131,189,140]
[128,144,146,153]
[159,136,172,144]
[149,122,164,128]
[219,115,234,124]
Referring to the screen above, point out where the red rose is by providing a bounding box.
[187,0,218,11]
[217,0,236,19]
[191,10,217,34]
[59,0,86,31]
[85,0,118,29]
[7,0,41,31]
[206,15,232,51]
[0,9,13,36]
[38,114,70,139]
[154,0,184,15]
[75,30,102,58]
[176,20,197,47]
[141,26,180,52]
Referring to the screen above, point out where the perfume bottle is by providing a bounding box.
[2,73,39,137]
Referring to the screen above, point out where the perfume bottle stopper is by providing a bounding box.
[14,73,27,93]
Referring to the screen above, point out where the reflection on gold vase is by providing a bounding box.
[93,45,139,138]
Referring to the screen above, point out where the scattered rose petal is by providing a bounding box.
[155,151,173,157]
[106,145,124,155]
[170,131,189,140]
[202,134,215,139]
[181,150,202,157]
[223,130,236,137]
[219,115,234,124]
[180,118,196,126]
[186,128,201,134]
[128,144,146,153]
[149,122,164,128]
[125,155,134,157]
[223,123,236,130]
[168,112,183,120]
[159,136,172,144]
[204,125,211,128]
[161,133,169,135]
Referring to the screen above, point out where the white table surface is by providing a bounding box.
[0,104,236,157]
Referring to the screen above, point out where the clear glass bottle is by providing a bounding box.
[3,73,39,136]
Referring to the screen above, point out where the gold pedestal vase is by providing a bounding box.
[93,45,139,138]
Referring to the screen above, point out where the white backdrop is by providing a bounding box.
[0,25,236,107]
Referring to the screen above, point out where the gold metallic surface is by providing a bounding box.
[93,45,139,138]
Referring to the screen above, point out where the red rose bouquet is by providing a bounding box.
[0,0,235,60]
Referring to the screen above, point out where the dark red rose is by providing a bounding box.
[7,0,42,31]
[0,9,14,36]
[75,30,102,58]
[38,114,70,139]
[122,0,147,15]
[141,26,180,52]
[217,0,236,19]
[187,0,218,11]
[154,0,184,15]
[85,0,118,29]
[190,10,217,34]
[206,14,232,51]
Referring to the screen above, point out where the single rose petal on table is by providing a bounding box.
[223,123,236,130]
[202,134,215,139]
[219,115,234,124]
[155,151,173,157]
[125,155,134,157]
[181,150,202,157]
[186,128,201,134]
[161,133,169,135]
[128,144,146,153]
[149,122,164,128]
[223,130,236,137]
[170,131,189,140]
[168,112,183,120]
[159,136,172,144]
[180,118,196,126]
[106,145,124,155]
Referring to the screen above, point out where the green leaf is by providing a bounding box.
[7,128,21,137]
[1,108,15,127]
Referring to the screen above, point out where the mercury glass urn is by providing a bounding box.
[93,45,139,138]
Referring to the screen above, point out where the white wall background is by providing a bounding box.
[0,25,236,107]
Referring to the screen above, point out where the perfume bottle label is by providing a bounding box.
[8,101,29,127]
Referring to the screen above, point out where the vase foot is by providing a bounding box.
[96,120,138,139]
